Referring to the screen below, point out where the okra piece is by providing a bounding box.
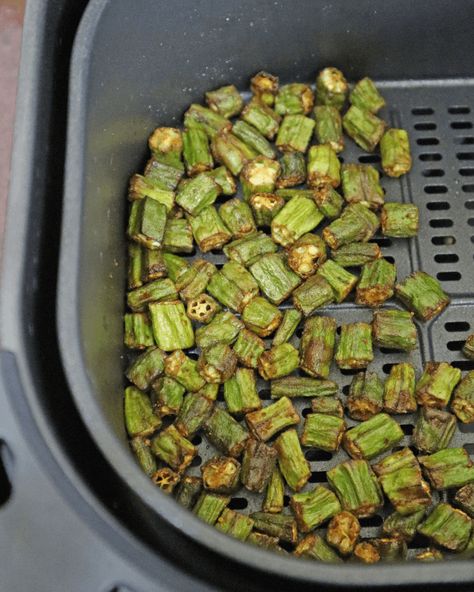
[273,308,302,346]
[349,77,384,113]
[195,311,243,348]
[240,156,280,199]
[311,397,344,417]
[184,103,232,138]
[335,322,374,370]
[346,371,384,421]
[201,456,241,494]
[384,362,417,414]
[124,312,154,349]
[317,259,357,303]
[125,346,165,390]
[193,492,230,525]
[128,198,167,249]
[224,231,278,267]
[232,120,276,159]
[381,202,419,238]
[354,541,380,561]
[343,413,403,460]
[383,509,426,542]
[210,131,257,175]
[371,537,407,562]
[380,128,412,178]
[251,512,298,544]
[294,534,343,563]
[241,438,277,493]
[124,386,161,437]
[195,382,219,402]
[275,83,314,116]
[205,84,243,118]
[219,197,256,238]
[175,476,202,509]
[373,448,432,515]
[326,459,384,517]
[151,424,196,472]
[341,164,384,210]
[413,407,456,453]
[418,447,474,489]
[211,260,259,311]
[249,253,301,304]
[148,127,183,168]
[323,203,379,249]
[144,156,184,191]
[275,188,315,200]
[274,429,311,491]
[463,334,474,360]
[451,370,474,424]
[315,67,348,110]
[130,437,157,477]
[291,486,342,533]
[242,296,282,337]
[142,248,167,283]
[127,278,178,312]
[164,350,205,392]
[312,184,344,219]
[307,144,341,188]
[247,531,283,552]
[454,483,474,518]
[188,205,232,252]
[373,309,417,352]
[332,242,381,268]
[271,195,324,247]
[326,512,360,556]
[176,172,220,216]
[257,343,300,380]
[163,252,189,283]
[233,328,265,369]
[263,467,285,513]
[271,376,338,399]
[356,260,396,308]
[299,315,337,379]
[314,105,344,152]
[415,548,443,562]
[246,396,299,441]
[249,193,285,227]
[182,128,213,176]
[276,152,306,188]
[186,293,220,324]
[128,174,175,210]
[416,361,461,408]
[250,71,279,106]
[396,271,450,322]
[152,467,181,493]
[206,165,237,195]
[128,243,144,289]
[287,234,327,279]
[215,508,254,541]
[151,376,185,417]
[276,114,315,153]
[198,344,238,384]
[301,413,346,452]
[224,367,261,415]
[203,407,249,457]
[417,503,472,552]
[176,259,216,301]
[149,300,194,351]
[343,105,386,152]
[241,98,281,139]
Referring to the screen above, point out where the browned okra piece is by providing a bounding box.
[245,396,299,442]
[201,456,241,494]
[241,438,277,493]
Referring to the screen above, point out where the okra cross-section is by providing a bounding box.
[287,234,327,279]
[335,322,374,370]
[383,362,417,414]
[246,396,299,441]
[250,71,279,106]
[413,407,456,453]
[186,293,220,324]
[463,334,474,360]
[299,315,337,379]
[417,503,472,552]
[342,413,403,460]
[416,361,461,408]
[326,512,360,556]
[346,371,384,421]
[250,253,301,304]
[149,300,194,351]
[315,67,348,110]
[151,424,197,472]
[290,486,341,532]
[341,164,384,210]
[201,456,241,494]
[418,447,474,490]
[249,193,285,227]
[395,271,450,321]
[301,413,346,452]
[240,156,280,199]
[203,407,249,457]
[271,195,323,247]
[124,386,162,437]
[257,343,299,380]
[454,483,474,518]
[274,429,311,491]
[356,259,396,308]
[372,309,417,352]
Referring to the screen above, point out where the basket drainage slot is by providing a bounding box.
[0,441,13,508]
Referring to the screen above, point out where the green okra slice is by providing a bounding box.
[143,155,184,191]
[380,128,412,178]
[210,131,257,175]
[353,542,380,564]
[294,534,343,563]
[124,386,162,437]
[454,483,474,518]
[224,232,277,267]
[463,334,474,360]
[395,271,450,322]
[148,127,183,166]
[151,424,196,472]
[307,144,341,189]
[197,382,219,401]
[299,316,337,379]
[142,249,167,283]
[125,346,165,390]
[415,548,444,562]
[203,407,250,457]
[124,312,154,350]
[176,259,216,301]
[263,467,285,513]
[182,128,213,176]
[314,105,344,152]
[246,396,299,441]
[301,413,346,452]
[149,300,194,351]
[232,120,276,159]
[195,311,243,348]
[174,390,214,438]
[219,197,256,239]
[343,105,386,152]
[275,188,315,200]
[176,172,220,216]
[418,447,474,490]
[312,185,344,219]
[383,509,425,542]
[335,322,374,370]
[311,397,344,417]
[275,83,314,116]
[326,511,361,556]
[198,344,237,384]
[130,437,157,477]
[249,193,285,227]
[215,508,254,541]
[343,413,403,460]
[417,503,472,552]
[241,438,277,493]
[372,448,432,515]
[276,152,306,188]
[341,164,384,210]
[287,234,327,279]
[184,103,232,138]
[416,361,461,408]
[128,198,167,250]
[151,376,185,417]
[249,253,301,304]
[451,370,474,424]
[383,362,417,414]
[291,486,341,533]
[257,343,300,380]
[233,328,265,369]
[250,71,279,106]
[327,459,383,518]
[152,467,181,493]
[323,203,379,250]
[127,278,178,312]
[251,512,298,544]
[247,532,284,552]
[128,243,144,289]
[317,259,357,303]
[206,270,248,313]
[356,259,396,307]
[205,84,243,118]
[315,67,348,110]
[271,376,338,399]
[276,114,315,153]
[273,308,302,346]
[201,456,241,494]
[370,538,407,562]
[271,195,324,247]
[240,156,280,199]
[186,293,220,324]
[242,296,282,337]
[164,350,205,392]
[372,309,417,352]
[162,252,189,283]
[413,407,456,453]
[241,98,281,139]
[346,371,384,421]
[193,492,231,525]
[206,166,237,196]
[331,242,381,268]
[188,205,232,252]
[175,476,203,509]
[274,429,311,491]
[381,202,419,238]
[349,77,385,113]
[224,368,261,415]
[128,174,175,210]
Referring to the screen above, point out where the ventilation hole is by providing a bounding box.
[429,219,453,228]
[215,262,224,270]
[471,236,474,243]
[216,387,225,402]
[295,327,304,338]
[451,121,473,130]
[463,184,474,192]
[259,389,272,401]
[436,271,461,281]
[412,107,434,116]
[161,415,174,429]
[342,384,350,395]
[453,360,474,371]
[449,106,470,115]
[416,137,439,146]
[340,368,361,376]
[401,424,414,435]
[190,455,202,467]
[424,185,448,194]
[434,253,459,263]
[422,169,445,178]
[191,435,202,445]
[302,407,312,418]
[358,154,381,164]
[359,515,383,527]
[432,235,456,246]
[0,442,12,508]
[460,167,474,176]
[181,247,197,258]
[339,156,344,164]
[283,494,291,507]
[466,201,474,210]
[456,152,474,161]
[107,587,136,592]
[187,351,199,361]
[447,340,464,351]
[426,201,450,210]
[372,237,393,247]
[419,153,442,162]
[382,363,396,375]
[454,136,474,145]
[445,321,470,332]
[384,256,395,264]
[228,497,248,510]
[309,471,327,483]
[414,122,437,131]
[336,326,342,335]
[305,449,332,462]
[459,421,474,433]
[469,218,474,226]
[214,194,229,205]
[464,443,474,455]
[379,347,395,354]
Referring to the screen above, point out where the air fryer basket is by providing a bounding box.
[58,0,474,586]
